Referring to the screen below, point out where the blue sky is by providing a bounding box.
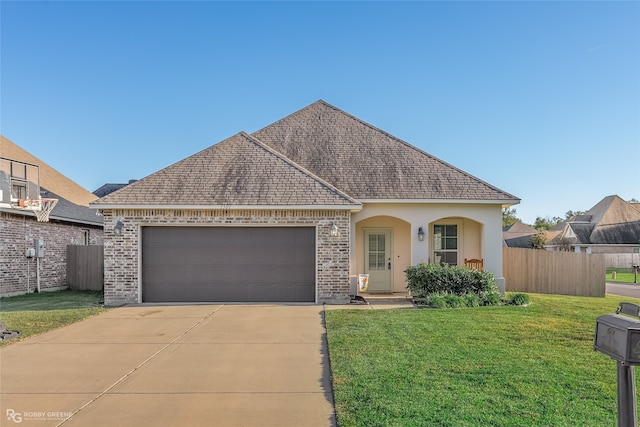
[1,1,638,224]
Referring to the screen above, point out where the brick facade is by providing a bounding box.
[102,208,351,306]
[0,212,104,297]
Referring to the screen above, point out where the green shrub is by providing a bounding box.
[405,262,500,300]
[504,292,530,306]
[422,294,447,308]
[417,292,487,309]
[480,292,501,306]
[464,293,480,307]
[444,293,466,308]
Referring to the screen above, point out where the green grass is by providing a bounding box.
[607,268,638,284]
[0,290,107,346]
[325,294,640,427]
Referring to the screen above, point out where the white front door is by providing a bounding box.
[364,228,392,292]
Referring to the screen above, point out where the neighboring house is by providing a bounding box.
[545,195,640,254]
[0,136,104,297]
[91,100,520,306]
[503,221,540,248]
[93,180,136,198]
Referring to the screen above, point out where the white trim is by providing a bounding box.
[358,198,520,205]
[91,203,361,211]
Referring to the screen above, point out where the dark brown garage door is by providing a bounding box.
[141,227,316,303]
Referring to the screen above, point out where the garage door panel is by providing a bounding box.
[142,227,315,302]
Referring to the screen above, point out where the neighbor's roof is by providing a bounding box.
[588,195,640,244]
[502,221,539,248]
[0,135,98,207]
[547,195,640,245]
[503,221,538,234]
[41,189,103,226]
[253,100,519,202]
[93,183,131,198]
[92,132,361,209]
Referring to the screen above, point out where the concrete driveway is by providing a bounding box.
[0,305,336,427]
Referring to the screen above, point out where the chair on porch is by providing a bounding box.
[464,258,483,271]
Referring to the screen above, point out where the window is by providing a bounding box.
[11,181,27,201]
[433,224,458,266]
[82,229,90,245]
[368,233,387,270]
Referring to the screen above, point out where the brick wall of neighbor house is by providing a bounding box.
[0,212,104,297]
[102,209,351,306]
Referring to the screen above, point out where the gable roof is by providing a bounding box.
[503,221,537,234]
[503,221,539,248]
[93,182,133,198]
[92,132,360,209]
[40,189,103,226]
[252,100,519,202]
[1,135,98,206]
[547,195,640,246]
[587,195,640,244]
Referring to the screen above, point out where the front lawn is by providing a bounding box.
[325,293,640,426]
[0,290,106,347]
[607,268,638,284]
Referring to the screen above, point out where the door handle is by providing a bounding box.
[388,258,391,270]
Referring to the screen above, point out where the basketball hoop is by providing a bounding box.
[25,198,58,222]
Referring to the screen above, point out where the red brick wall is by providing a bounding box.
[0,212,104,296]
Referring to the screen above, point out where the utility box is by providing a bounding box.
[35,238,44,258]
[595,303,640,365]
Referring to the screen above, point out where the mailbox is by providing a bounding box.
[595,303,640,365]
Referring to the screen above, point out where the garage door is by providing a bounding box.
[141,227,316,303]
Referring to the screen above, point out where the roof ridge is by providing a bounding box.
[239,131,361,206]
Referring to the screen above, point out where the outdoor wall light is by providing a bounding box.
[418,226,425,241]
[330,223,340,237]
[113,220,124,235]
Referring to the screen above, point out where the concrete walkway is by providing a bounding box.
[0,305,335,427]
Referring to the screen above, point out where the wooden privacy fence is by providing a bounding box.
[605,253,640,269]
[67,245,104,291]
[503,247,605,297]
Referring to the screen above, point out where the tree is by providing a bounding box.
[564,210,585,219]
[502,207,520,229]
[533,216,562,231]
[530,231,547,249]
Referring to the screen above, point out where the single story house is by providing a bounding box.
[546,195,640,254]
[91,100,519,306]
[1,136,103,297]
[503,221,540,248]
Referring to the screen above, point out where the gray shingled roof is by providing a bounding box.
[93,182,132,198]
[503,221,539,248]
[1,188,103,226]
[42,189,103,226]
[547,195,640,246]
[252,100,519,201]
[93,132,360,208]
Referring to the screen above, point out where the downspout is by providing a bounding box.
[36,256,40,293]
